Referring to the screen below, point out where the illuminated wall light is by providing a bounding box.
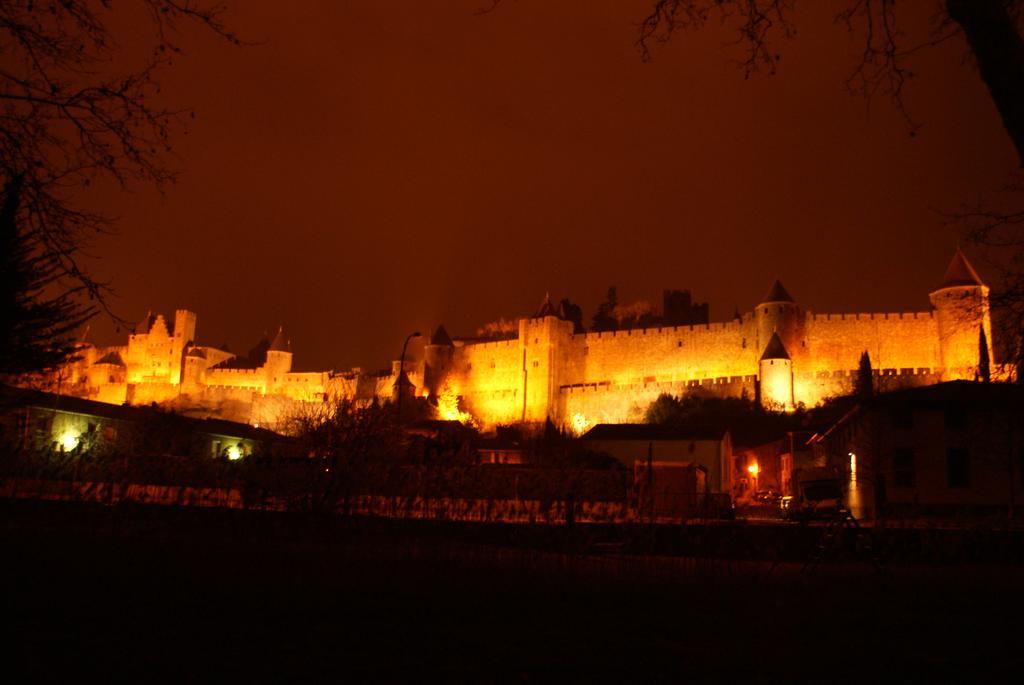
[747,462,759,477]
[436,383,475,425]
[569,412,590,436]
[847,451,862,517]
[226,444,243,461]
[59,431,80,451]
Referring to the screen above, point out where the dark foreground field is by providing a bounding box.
[3,501,1023,682]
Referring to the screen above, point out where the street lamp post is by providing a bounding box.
[396,330,421,424]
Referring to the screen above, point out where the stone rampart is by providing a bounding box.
[805,311,939,372]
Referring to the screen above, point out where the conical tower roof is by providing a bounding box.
[760,280,795,304]
[535,293,559,318]
[94,351,126,367]
[429,325,453,347]
[760,332,791,361]
[269,325,289,352]
[937,248,985,289]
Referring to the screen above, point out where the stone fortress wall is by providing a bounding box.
[429,251,995,429]
[49,309,340,430]
[43,251,997,433]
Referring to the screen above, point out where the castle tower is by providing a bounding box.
[173,310,197,346]
[928,249,993,379]
[126,311,174,384]
[519,295,575,423]
[181,347,207,393]
[169,310,197,385]
[759,332,794,411]
[88,351,127,388]
[264,325,293,393]
[423,325,454,399]
[755,280,804,363]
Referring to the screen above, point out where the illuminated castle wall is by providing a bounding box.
[51,311,338,430]
[46,251,994,432]
[422,251,995,430]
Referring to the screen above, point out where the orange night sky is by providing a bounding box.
[83,1,1018,371]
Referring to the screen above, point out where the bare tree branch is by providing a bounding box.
[0,1,239,328]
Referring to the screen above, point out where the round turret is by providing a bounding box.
[264,326,293,391]
[929,249,992,378]
[423,325,454,399]
[182,347,206,388]
[89,351,126,386]
[755,280,804,361]
[758,333,794,411]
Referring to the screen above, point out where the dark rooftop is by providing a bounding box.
[94,351,125,367]
[865,379,1024,409]
[937,248,985,289]
[429,325,454,347]
[581,423,728,441]
[269,325,289,353]
[760,332,791,361]
[0,384,286,442]
[760,279,795,304]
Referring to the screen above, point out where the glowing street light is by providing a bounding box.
[747,462,760,477]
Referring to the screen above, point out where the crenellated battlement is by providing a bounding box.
[457,338,517,350]
[580,319,744,342]
[559,373,758,395]
[794,367,938,380]
[809,311,935,322]
[39,251,991,432]
[207,367,264,378]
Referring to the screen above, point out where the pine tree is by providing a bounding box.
[855,350,873,400]
[978,325,991,383]
[0,177,93,376]
[591,286,618,332]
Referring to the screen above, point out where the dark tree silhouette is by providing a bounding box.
[633,0,1024,378]
[979,325,992,383]
[856,350,874,400]
[0,177,92,376]
[945,0,1024,167]
[0,0,239,334]
[591,286,618,332]
[957,196,1024,380]
[558,298,586,333]
[638,0,1024,166]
